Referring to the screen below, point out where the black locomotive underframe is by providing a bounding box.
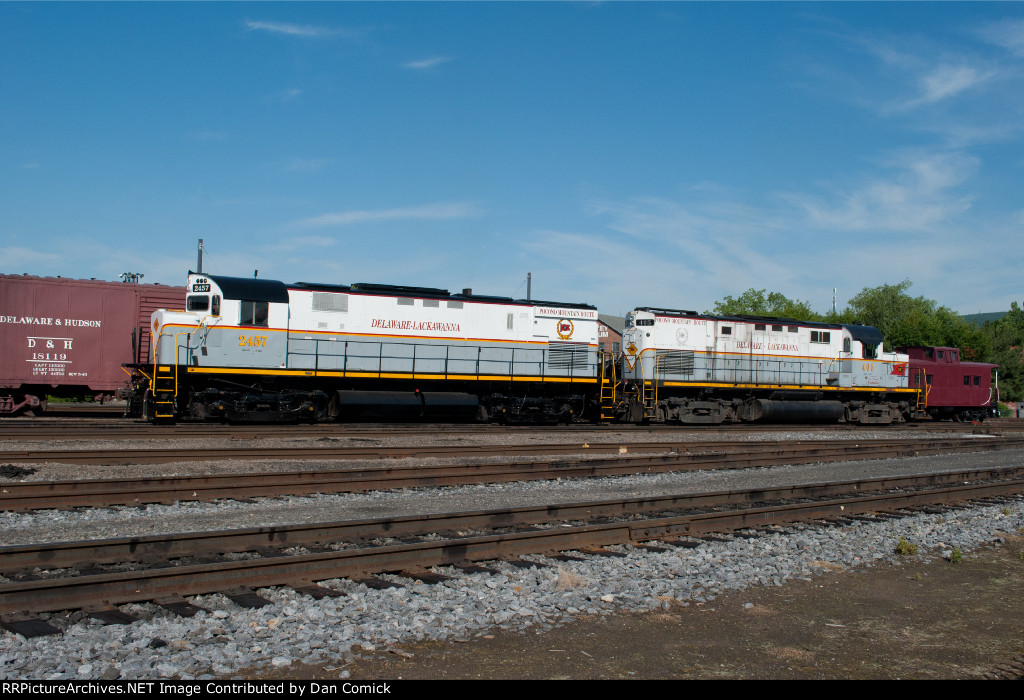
[129,367,592,424]
[608,384,915,426]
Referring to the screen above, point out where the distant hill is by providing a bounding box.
[962,311,1007,326]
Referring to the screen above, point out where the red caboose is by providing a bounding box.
[901,346,999,421]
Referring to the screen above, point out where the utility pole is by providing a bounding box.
[197,239,204,274]
[527,272,532,301]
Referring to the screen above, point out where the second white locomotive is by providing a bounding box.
[603,307,916,424]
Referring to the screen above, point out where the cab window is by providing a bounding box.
[187,295,209,312]
[240,300,269,327]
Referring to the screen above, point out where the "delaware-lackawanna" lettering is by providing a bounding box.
[371,319,462,332]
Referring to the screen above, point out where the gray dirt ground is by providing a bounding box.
[251,532,1024,680]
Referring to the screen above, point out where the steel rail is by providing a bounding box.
[4,434,1024,467]
[0,420,1012,442]
[2,466,1022,573]
[4,438,1024,510]
[1,476,1021,616]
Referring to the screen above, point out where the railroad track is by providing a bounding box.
[1,466,1021,634]
[1,418,1016,442]
[4,433,1024,468]
[4,436,1024,510]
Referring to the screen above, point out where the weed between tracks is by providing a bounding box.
[895,536,919,556]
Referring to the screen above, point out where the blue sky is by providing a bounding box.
[2,2,1022,317]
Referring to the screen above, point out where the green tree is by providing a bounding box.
[845,280,981,351]
[985,301,1024,401]
[709,288,821,322]
[709,282,1002,378]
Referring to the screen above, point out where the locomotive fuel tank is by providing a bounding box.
[738,399,846,423]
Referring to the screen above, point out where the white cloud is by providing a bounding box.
[293,202,482,228]
[403,56,453,70]
[978,18,1024,57]
[782,150,978,232]
[902,64,996,109]
[244,20,360,39]
[549,141,1009,314]
[0,246,63,270]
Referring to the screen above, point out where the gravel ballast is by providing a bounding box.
[0,430,1022,680]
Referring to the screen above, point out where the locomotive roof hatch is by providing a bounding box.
[203,274,289,303]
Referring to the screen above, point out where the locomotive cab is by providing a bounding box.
[153,274,291,370]
[147,273,304,421]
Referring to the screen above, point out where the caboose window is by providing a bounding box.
[240,300,269,327]
[937,350,944,359]
[974,376,980,386]
[187,295,209,312]
[964,376,971,386]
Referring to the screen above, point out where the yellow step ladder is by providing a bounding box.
[599,350,620,421]
[640,354,660,418]
[152,363,177,419]
[911,367,928,418]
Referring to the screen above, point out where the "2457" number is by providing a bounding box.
[239,335,268,347]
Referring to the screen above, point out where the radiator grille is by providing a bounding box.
[656,349,695,374]
[312,292,348,312]
[548,342,589,370]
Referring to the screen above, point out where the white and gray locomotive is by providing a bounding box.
[128,273,918,424]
